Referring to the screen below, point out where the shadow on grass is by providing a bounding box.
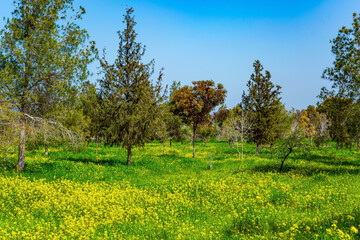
[66,157,126,166]
[249,162,360,176]
[298,152,360,167]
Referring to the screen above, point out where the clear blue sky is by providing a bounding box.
[1,0,359,110]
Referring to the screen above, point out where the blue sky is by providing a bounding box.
[1,0,359,110]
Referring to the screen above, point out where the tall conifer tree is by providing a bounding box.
[242,60,282,154]
[99,8,165,166]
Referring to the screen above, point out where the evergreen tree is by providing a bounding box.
[0,0,94,170]
[99,8,165,166]
[242,60,282,154]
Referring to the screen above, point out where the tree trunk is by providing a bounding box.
[163,141,165,154]
[193,125,196,159]
[17,120,26,171]
[170,140,172,148]
[236,141,240,159]
[96,136,98,155]
[241,140,244,159]
[279,147,292,173]
[357,139,359,149]
[256,144,260,154]
[127,145,132,166]
[45,145,48,155]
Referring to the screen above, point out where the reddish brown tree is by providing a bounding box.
[171,80,226,158]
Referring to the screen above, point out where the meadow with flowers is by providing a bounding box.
[0,141,359,239]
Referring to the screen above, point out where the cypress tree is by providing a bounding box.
[99,8,165,166]
[242,60,282,154]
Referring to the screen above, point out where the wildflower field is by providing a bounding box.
[1,141,360,239]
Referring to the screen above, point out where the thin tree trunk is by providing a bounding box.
[45,145,48,155]
[279,148,292,173]
[18,3,30,172]
[256,144,260,154]
[96,136,98,155]
[193,125,196,159]
[236,141,240,159]
[170,140,172,148]
[18,120,26,171]
[163,141,165,154]
[127,145,132,166]
[241,140,244,159]
[357,139,359,149]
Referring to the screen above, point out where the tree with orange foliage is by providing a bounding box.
[171,80,226,158]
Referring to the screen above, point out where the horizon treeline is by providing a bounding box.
[0,1,359,170]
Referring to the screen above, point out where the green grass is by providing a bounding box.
[0,140,360,239]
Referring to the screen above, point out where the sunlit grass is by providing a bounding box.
[0,140,360,239]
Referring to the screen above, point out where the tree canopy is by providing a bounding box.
[171,80,226,158]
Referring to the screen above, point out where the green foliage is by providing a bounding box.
[80,81,102,142]
[98,8,165,165]
[321,13,360,100]
[242,60,283,152]
[347,101,360,148]
[319,12,360,148]
[197,122,217,144]
[0,0,95,169]
[318,97,353,148]
[0,97,19,167]
[273,105,295,142]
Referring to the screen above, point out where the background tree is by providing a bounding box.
[171,80,226,158]
[318,97,352,149]
[81,81,103,154]
[99,8,165,166]
[165,81,187,148]
[297,110,316,146]
[242,60,282,154]
[0,0,94,170]
[347,101,360,148]
[273,105,294,146]
[198,122,217,144]
[213,105,229,129]
[221,106,252,159]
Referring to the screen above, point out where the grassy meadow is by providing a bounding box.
[1,141,360,239]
